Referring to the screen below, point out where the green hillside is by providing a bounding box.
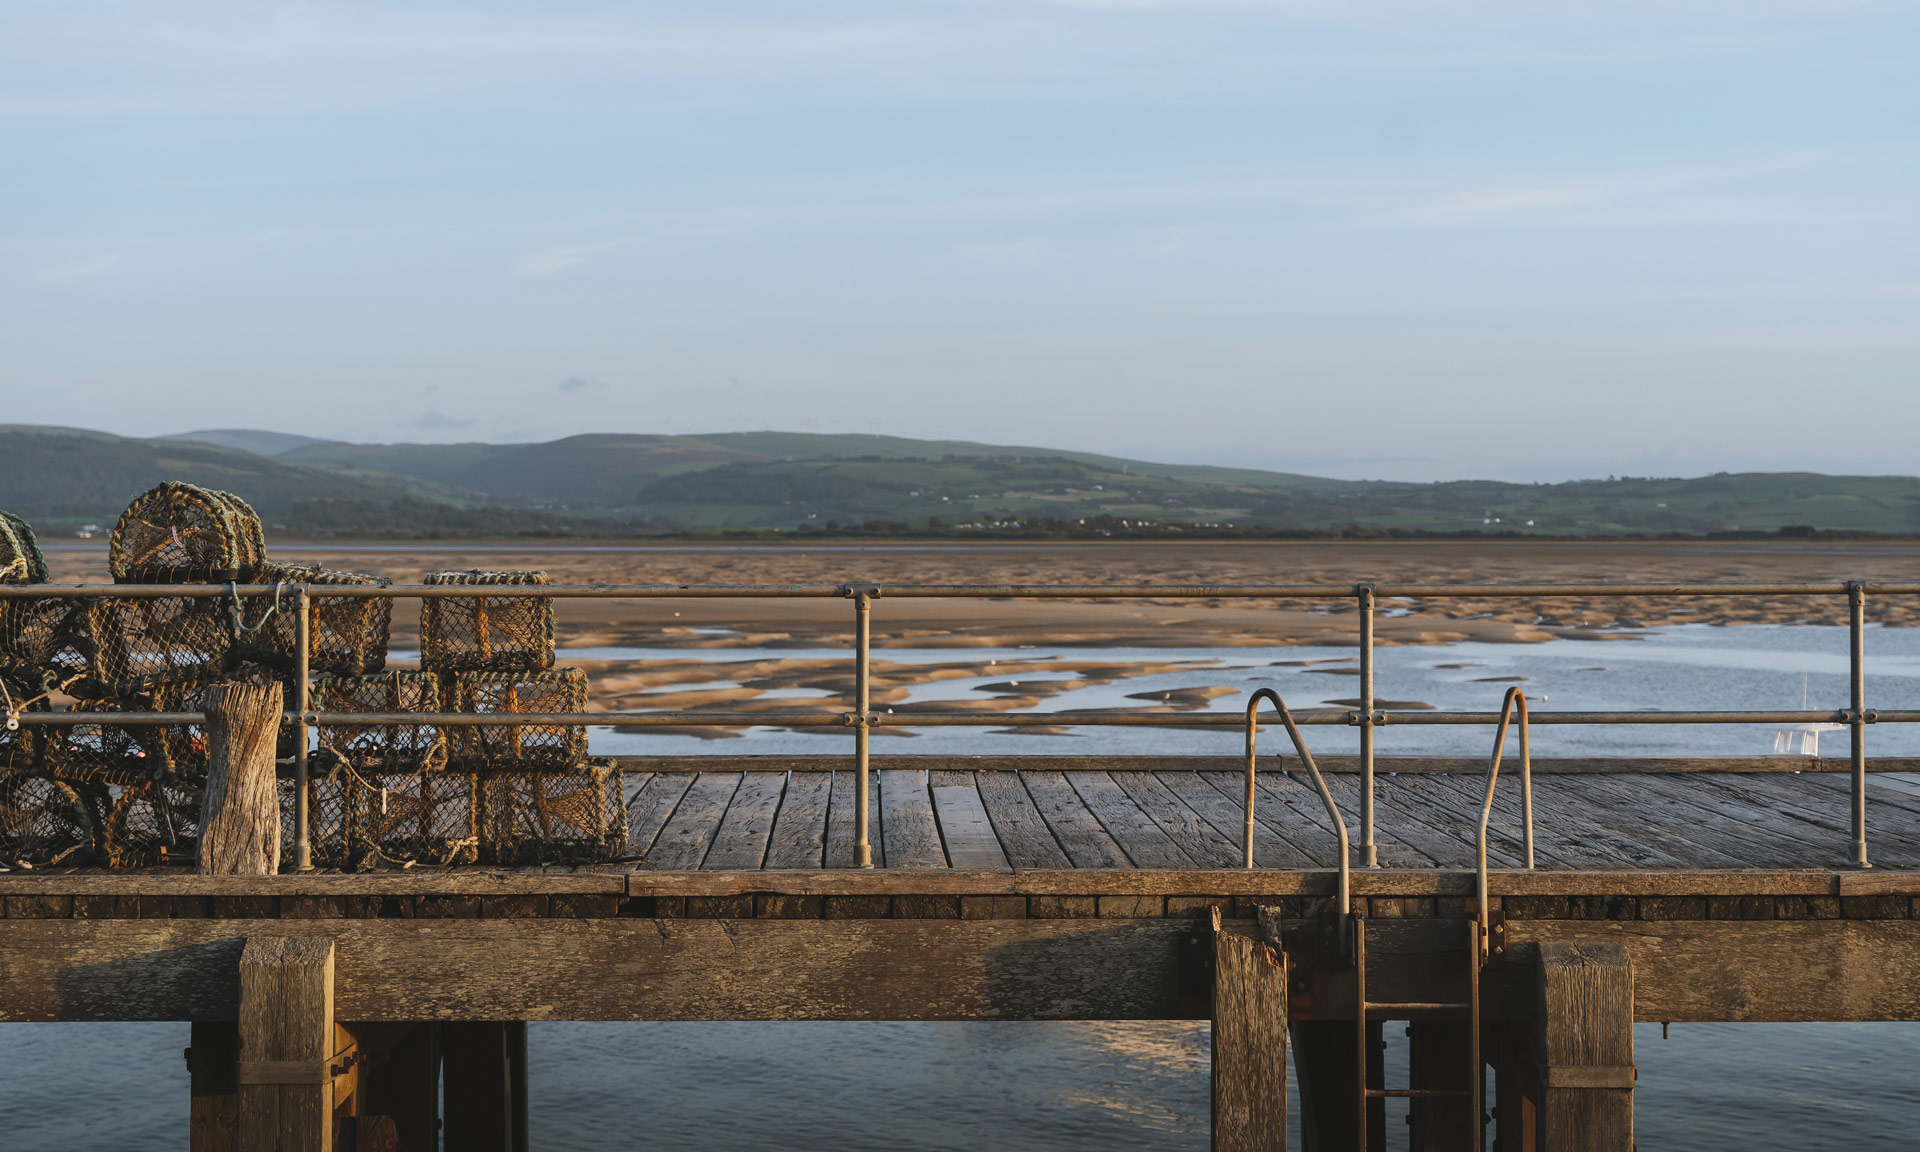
[6,425,1920,537]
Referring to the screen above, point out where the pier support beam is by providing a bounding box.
[443,1022,530,1152]
[1533,942,1633,1151]
[1407,1021,1475,1152]
[189,1021,240,1152]
[237,936,339,1152]
[1289,1021,1381,1152]
[1212,916,1288,1151]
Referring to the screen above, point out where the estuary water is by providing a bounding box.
[4,624,1919,1149]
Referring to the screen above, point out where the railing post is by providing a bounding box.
[1849,580,1870,869]
[1356,583,1378,868]
[293,586,313,873]
[851,585,876,869]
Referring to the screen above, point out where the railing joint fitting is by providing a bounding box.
[839,583,882,600]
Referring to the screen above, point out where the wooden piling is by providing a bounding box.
[1407,1021,1474,1152]
[1534,942,1634,1151]
[188,1020,240,1152]
[443,1021,529,1152]
[237,936,338,1152]
[199,680,285,876]
[1211,910,1288,1151]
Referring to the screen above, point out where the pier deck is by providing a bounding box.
[619,760,1920,873]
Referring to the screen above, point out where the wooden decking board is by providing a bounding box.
[763,771,832,869]
[1108,771,1244,869]
[973,770,1074,869]
[606,767,1920,875]
[931,783,1012,872]
[1066,772,1198,869]
[702,772,789,870]
[624,772,696,861]
[1151,771,1319,869]
[1021,771,1133,869]
[825,770,885,868]
[1618,774,1872,868]
[644,772,744,870]
[1408,774,1687,871]
[1551,775,1820,871]
[1536,776,1760,871]
[880,770,949,870]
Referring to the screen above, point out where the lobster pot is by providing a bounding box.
[420,570,554,673]
[61,595,235,699]
[0,598,82,691]
[449,667,588,771]
[475,757,626,865]
[0,701,52,775]
[46,675,213,784]
[109,482,264,583]
[96,776,203,868]
[313,670,444,772]
[0,774,97,869]
[232,563,394,678]
[286,767,479,870]
[0,510,48,585]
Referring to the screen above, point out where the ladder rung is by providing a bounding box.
[1362,1001,1472,1012]
[1365,1089,1473,1099]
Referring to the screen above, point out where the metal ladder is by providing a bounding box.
[1349,686,1532,1150]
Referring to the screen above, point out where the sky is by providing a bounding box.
[2,1,1916,482]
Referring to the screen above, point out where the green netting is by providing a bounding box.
[420,570,554,673]
[0,510,48,585]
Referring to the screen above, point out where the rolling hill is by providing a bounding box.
[0,424,1913,538]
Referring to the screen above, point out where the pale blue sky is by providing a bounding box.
[3,1,1916,481]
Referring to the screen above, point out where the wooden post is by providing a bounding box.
[1212,910,1288,1151]
[1534,942,1634,1151]
[358,1023,440,1152]
[189,1020,240,1152]
[442,1022,526,1152]
[238,936,338,1152]
[1407,1021,1474,1152]
[1487,1022,1538,1152]
[200,679,285,876]
[1290,1021,1381,1152]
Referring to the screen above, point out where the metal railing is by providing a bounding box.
[4,578,1917,871]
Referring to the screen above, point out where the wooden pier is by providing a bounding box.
[4,758,1918,1151]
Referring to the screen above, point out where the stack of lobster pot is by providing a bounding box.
[412,570,625,865]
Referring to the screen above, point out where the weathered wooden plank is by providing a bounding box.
[973,771,1073,869]
[879,770,948,870]
[0,918,1209,1023]
[824,770,885,868]
[1581,774,1861,868]
[1153,771,1318,869]
[1109,771,1242,869]
[1021,772,1133,869]
[1529,776,1759,870]
[1067,772,1196,869]
[763,772,832,869]
[236,936,334,1152]
[0,873,628,896]
[931,784,1011,873]
[1535,942,1634,1151]
[702,772,788,870]
[1211,916,1287,1151]
[1382,774,1597,870]
[609,754,1920,775]
[1721,774,1920,860]
[641,772,742,870]
[624,772,695,862]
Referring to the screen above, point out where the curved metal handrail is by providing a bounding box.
[1476,686,1534,962]
[1245,688,1352,919]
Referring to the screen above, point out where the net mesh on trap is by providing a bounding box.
[475,757,626,865]
[312,670,444,772]
[420,570,554,673]
[56,596,237,700]
[109,482,265,584]
[230,562,393,679]
[0,510,48,586]
[449,667,588,771]
[0,774,99,868]
[43,673,214,785]
[95,776,202,868]
[288,760,479,869]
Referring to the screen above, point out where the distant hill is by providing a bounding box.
[3,424,1919,537]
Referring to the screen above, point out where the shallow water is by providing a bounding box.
[5,624,1919,1149]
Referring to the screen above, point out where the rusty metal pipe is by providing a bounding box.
[1245,689,1350,913]
[1850,581,1870,868]
[1477,687,1530,965]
